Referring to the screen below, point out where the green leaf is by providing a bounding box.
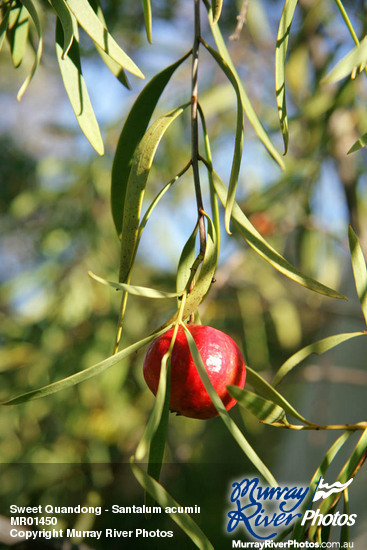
[181,325,277,487]
[0,10,10,52]
[130,460,214,550]
[348,225,367,325]
[49,0,74,57]
[322,36,367,84]
[88,0,130,88]
[176,223,199,304]
[211,169,347,299]
[309,429,367,540]
[340,488,350,545]
[7,3,29,68]
[2,329,168,405]
[211,0,223,24]
[206,5,285,170]
[291,431,354,542]
[17,0,43,100]
[89,270,183,299]
[272,331,366,387]
[181,214,218,321]
[348,131,367,154]
[119,103,190,283]
[111,51,191,238]
[136,353,170,462]
[203,41,244,234]
[275,0,298,154]
[228,386,288,425]
[198,104,221,260]
[142,0,152,43]
[56,17,104,155]
[66,0,144,78]
[246,366,314,425]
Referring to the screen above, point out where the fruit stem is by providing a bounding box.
[191,0,206,260]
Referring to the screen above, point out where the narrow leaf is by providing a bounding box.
[17,0,43,100]
[182,325,277,487]
[7,3,29,68]
[142,0,152,43]
[56,17,104,155]
[211,0,223,24]
[49,0,74,57]
[89,270,182,299]
[89,0,130,88]
[309,429,367,540]
[0,10,10,52]
[198,104,221,260]
[292,432,354,542]
[176,223,199,303]
[181,214,218,321]
[340,488,350,545]
[211,169,347,299]
[119,103,190,283]
[203,41,244,234]
[275,0,298,154]
[348,225,367,325]
[66,0,144,78]
[2,329,168,405]
[111,51,191,237]
[228,386,287,425]
[246,366,314,425]
[322,36,367,84]
[273,331,366,387]
[206,6,285,170]
[348,131,367,154]
[136,354,170,462]
[130,461,214,550]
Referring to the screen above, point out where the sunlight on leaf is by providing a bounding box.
[17,0,43,100]
[348,131,367,154]
[66,0,144,78]
[56,17,104,155]
[228,386,288,425]
[89,271,182,298]
[246,366,314,425]
[273,331,366,387]
[7,3,29,68]
[142,0,152,43]
[322,36,367,84]
[49,0,74,57]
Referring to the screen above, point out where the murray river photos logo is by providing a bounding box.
[227,476,356,540]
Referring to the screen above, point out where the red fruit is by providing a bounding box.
[143,324,246,419]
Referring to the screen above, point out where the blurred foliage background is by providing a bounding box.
[0,0,367,547]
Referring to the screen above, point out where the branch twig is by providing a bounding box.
[191,0,206,260]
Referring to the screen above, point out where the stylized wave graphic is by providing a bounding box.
[313,478,353,502]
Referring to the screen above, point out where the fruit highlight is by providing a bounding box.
[143,324,246,419]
